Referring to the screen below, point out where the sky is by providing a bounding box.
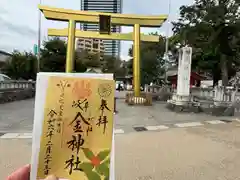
[0,0,194,60]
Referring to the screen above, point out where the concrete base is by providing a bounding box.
[128,96,149,106]
[166,93,236,116]
[166,93,201,113]
[125,92,152,106]
[171,94,191,106]
[166,101,201,113]
[167,100,235,116]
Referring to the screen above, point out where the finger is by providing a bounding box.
[44,175,58,180]
[6,164,31,180]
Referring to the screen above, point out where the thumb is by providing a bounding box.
[6,164,30,180]
[44,175,58,180]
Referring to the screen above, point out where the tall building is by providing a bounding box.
[76,38,105,59]
[80,0,122,57]
[76,38,104,53]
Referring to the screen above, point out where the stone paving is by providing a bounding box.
[0,99,34,133]
[0,91,239,134]
[1,91,240,179]
[115,123,240,180]
[1,123,240,180]
[0,91,125,133]
[114,95,240,133]
[1,119,240,139]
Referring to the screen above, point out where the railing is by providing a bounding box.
[213,86,239,105]
[144,85,173,94]
[191,86,240,104]
[0,80,35,91]
[0,80,36,104]
[191,87,214,100]
[144,85,173,101]
[144,84,240,104]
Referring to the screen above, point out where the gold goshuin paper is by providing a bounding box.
[37,76,115,180]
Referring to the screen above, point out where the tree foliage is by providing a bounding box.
[2,51,37,80]
[3,37,127,80]
[41,38,104,73]
[127,34,166,85]
[40,38,68,72]
[172,0,240,86]
[102,55,127,78]
[76,49,101,69]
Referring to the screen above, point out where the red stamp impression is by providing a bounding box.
[72,80,92,99]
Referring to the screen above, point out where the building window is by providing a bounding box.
[85,44,91,48]
[93,43,99,49]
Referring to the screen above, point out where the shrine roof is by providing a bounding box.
[167,68,207,80]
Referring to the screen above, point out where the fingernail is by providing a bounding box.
[45,175,58,180]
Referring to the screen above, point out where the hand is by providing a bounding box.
[6,164,30,180]
[44,175,58,180]
[6,165,58,180]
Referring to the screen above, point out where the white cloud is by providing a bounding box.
[0,0,194,55]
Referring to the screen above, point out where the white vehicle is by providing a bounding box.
[0,74,11,81]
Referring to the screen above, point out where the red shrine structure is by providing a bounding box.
[166,68,206,88]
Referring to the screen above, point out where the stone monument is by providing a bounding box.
[167,46,194,111]
[166,46,240,115]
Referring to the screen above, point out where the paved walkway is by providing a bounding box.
[1,123,240,180]
[0,92,239,134]
[0,99,34,133]
[0,91,126,133]
[1,92,240,179]
[1,119,239,138]
[115,122,240,180]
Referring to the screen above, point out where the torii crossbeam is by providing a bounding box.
[39,5,167,97]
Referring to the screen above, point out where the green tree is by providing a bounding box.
[127,48,133,76]
[115,60,128,78]
[40,38,67,72]
[25,52,38,80]
[102,55,116,73]
[76,49,102,69]
[102,55,127,77]
[41,38,100,72]
[75,50,87,72]
[172,0,240,86]
[2,51,37,80]
[127,34,166,85]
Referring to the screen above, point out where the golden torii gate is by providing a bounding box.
[39,5,167,97]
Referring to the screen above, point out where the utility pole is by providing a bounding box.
[37,0,42,72]
[164,0,172,83]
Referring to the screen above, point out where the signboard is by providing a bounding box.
[99,15,111,35]
[33,44,38,55]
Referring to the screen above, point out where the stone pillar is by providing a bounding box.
[175,47,192,105]
[214,86,226,106]
[144,84,149,92]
